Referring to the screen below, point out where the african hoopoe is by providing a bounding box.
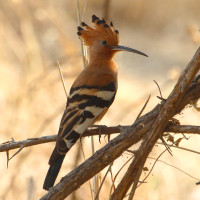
[43,15,147,190]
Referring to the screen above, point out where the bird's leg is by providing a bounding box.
[91,125,108,143]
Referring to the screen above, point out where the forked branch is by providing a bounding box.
[111,47,200,199]
[0,124,200,153]
[1,50,199,200]
[40,48,200,200]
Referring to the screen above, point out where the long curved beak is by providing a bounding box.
[112,45,148,57]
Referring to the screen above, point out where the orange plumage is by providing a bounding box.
[43,15,147,190]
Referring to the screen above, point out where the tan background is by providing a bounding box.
[0,0,200,199]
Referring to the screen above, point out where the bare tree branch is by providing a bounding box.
[40,68,200,200]
[166,124,200,134]
[0,124,200,153]
[0,135,57,152]
[0,51,199,200]
[110,47,200,199]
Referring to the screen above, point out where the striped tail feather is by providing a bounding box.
[43,82,117,190]
[43,148,65,190]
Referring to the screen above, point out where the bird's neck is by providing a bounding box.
[88,56,118,76]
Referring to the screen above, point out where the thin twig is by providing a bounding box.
[77,1,98,196]
[157,142,200,154]
[137,148,168,188]
[76,0,87,68]
[109,155,135,199]
[135,95,151,121]
[103,0,111,20]
[126,149,200,198]
[154,80,163,98]
[109,165,115,194]
[148,157,200,181]
[71,143,82,200]
[80,139,94,200]
[126,154,143,200]
[81,0,88,21]
[94,165,112,200]
[159,137,173,156]
[91,136,99,200]
[57,60,68,98]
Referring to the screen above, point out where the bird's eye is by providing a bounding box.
[102,40,107,45]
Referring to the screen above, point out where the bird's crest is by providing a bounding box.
[77,15,119,47]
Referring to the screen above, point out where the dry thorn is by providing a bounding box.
[9,145,25,161]
[154,80,163,98]
[157,96,166,101]
[126,150,137,155]
[6,151,9,168]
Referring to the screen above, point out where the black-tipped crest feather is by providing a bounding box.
[81,22,88,26]
[92,15,99,22]
[97,20,104,25]
[102,19,106,23]
[78,26,84,31]
[115,30,119,34]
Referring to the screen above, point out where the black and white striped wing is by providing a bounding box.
[56,82,116,154]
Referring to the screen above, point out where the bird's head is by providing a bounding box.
[77,15,147,60]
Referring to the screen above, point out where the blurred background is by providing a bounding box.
[0,0,200,199]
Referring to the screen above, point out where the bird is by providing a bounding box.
[43,15,147,191]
